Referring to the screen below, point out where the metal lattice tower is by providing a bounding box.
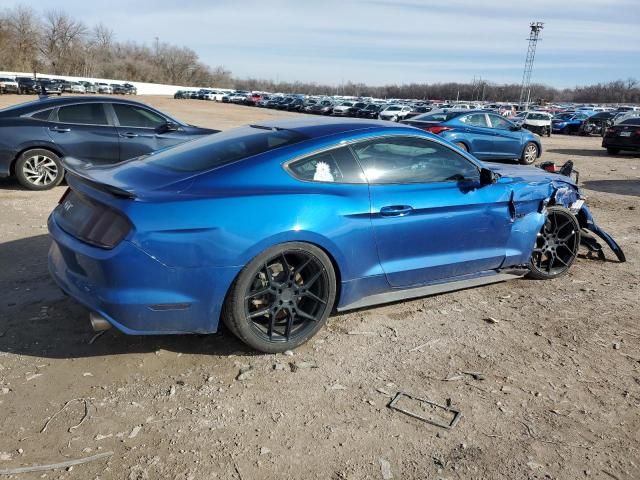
[519,22,544,108]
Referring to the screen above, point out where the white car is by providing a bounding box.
[97,83,113,94]
[378,105,413,121]
[70,82,86,94]
[0,77,19,94]
[331,102,356,116]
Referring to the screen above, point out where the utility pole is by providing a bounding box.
[519,22,543,110]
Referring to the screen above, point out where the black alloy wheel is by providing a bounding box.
[223,243,336,353]
[527,206,581,280]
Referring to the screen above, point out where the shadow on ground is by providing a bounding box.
[582,179,640,197]
[0,234,252,360]
[547,148,640,158]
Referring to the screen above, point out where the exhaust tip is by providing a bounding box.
[89,312,112,331]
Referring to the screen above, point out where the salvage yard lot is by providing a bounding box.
[0,95,638,479]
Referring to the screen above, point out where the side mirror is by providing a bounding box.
[157,121,178,134]
[510,124,522,131]
[480,168,498,186]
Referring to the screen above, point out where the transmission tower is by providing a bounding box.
[519,22,544,108]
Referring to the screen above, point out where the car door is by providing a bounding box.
[351,135,513,287]
[109,103,184,160]
[457,113,495,159]
[486,114,524,158]
[47,103,120,165]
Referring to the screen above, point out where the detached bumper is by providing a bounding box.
[48,215,239,335]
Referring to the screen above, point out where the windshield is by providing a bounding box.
[386,106,401,111]
[145,126,308,172]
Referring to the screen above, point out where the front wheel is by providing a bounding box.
[527,206,581,280]
[520,142,539,165]
[222,243,336,353]
[15,149,65,190]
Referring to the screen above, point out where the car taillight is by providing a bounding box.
[605,128,617,135]
[423,126,453,134]
[55,190,132,249]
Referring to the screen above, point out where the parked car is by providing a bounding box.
[579,111,617,136]
[404,105,432,119]
[81,82,98,94]
[111,84,127,95]
[0,96,219,190]
[97,83,113,94]
[602,117,640,154]
[16,77,39,94]
[286,98,306,112]
[356,103,383,118]
[378,105,413,122]
[123,83,137,95]
[230,91,250,103]
[307,100,334,115]
[46,118,624,353]
[276,97,295,110]
[174,90,191,99]
[331,101,357,116]
[403,109,542,164]
[511,111,553,136]
[37,80,63,96]
[552,112,592,134]
[0,77,20,94]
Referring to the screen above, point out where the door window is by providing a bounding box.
[288,146,365,183]
[488,115,513,130]
[57,104,108,125]
[112,104,166,129]
[351,136,479,184]
[460,113,489,127]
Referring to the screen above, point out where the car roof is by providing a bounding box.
[0,95,155,116]
[249,117,411,139]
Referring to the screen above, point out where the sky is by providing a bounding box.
[7,0,640,88]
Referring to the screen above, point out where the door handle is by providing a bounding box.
[120,132,139,138]
[49,126,71,133]
[380,205,413,217]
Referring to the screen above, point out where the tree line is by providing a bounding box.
[1,6,638,104]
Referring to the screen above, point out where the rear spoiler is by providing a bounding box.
[63,157,136,199]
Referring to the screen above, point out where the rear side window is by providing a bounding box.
[113,104,166,128]
[31,109,53,121]
[146,126,308,172]
[351,136,479,184]
[288,147,365,183]
[460,114,488,127]
[57,104,108,125]
[412,111,463,122]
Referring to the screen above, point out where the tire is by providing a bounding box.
[222,242,337,353]
[520,142,539,165]
[454,142,468,152]
[15,149,65,191]
[527,206,581,280]
[606,148,620,155]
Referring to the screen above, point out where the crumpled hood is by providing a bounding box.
[484,162,576,187]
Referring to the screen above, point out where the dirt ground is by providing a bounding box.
[0,95,638,480]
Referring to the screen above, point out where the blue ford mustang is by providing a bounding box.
[47,118,625,352]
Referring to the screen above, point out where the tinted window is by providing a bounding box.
[351,136,478,184]
[621,118,640,125]
[488,115,513,130]
[31,109,53,121]
[460,113,488,127]
[288,147,365,184]
[146,126,308,172]
[412,111,464,122]
[57,104,108,125]
[113,104,165,128]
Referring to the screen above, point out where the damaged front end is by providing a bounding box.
[547,163,626,263]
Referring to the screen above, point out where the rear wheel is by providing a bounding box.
[606,148,620,155]
[222,242,336,353]
[527,206,580,280]
[520,142,538,165]
[15,149,64,190]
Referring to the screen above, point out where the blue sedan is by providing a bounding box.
[403,109,542,164]
[0,96,218,190]
[48,118,624,352]
[551,112,593,134]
